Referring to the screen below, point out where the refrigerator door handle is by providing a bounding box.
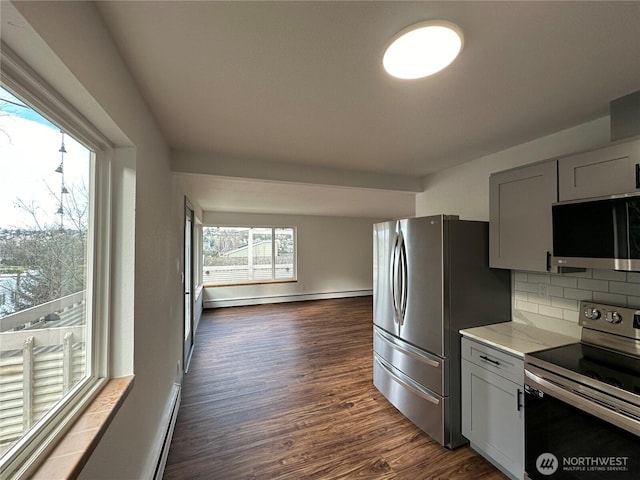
[390,233,400,323]
[398,234,408,325]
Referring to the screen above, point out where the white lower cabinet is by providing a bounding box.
[461,338,524,480]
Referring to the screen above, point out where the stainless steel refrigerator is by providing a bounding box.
[373,215,511,448]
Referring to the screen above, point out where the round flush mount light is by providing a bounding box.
[383,21,464,80]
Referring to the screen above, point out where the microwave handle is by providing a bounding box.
[636,163,639,189]
[546,251,551,272]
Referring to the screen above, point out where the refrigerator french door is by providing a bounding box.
[373,215,511,448]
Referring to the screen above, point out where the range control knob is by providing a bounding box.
[606,311,622,324]
[585,308,601,320]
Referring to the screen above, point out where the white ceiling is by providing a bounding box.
[96,1,640,217]
[175,173,416,219]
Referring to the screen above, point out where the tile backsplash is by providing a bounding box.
[512,269,640,337]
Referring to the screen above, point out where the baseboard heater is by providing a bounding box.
[153,383,181,480]
[204,289,372,309]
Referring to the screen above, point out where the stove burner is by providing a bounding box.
[579,351,638,395]
[584,369,602,381]
[605,377,624,389]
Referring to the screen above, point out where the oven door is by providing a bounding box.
[524,367,640,479]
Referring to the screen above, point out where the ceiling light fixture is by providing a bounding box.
[383,21,464,80]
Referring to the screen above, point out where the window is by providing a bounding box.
[0,53,109,478]
[203,226,296,285]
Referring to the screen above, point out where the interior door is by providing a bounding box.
[183,199,195,372]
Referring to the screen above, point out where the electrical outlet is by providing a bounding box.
[538,283,549,298]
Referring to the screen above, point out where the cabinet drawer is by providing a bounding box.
[462,338,524,384]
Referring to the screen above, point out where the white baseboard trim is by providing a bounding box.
[147,383,181,480]
[204,289,372,309]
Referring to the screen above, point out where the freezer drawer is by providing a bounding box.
[374,354,448,447]
[374,326,448,396]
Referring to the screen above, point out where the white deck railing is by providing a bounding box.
[0,293,86,452]
[0,291,85,332]
[203,264,294,284]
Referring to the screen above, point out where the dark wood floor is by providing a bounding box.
[164,297,506,480]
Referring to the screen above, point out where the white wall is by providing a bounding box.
[203,212,385,307]
[416,117,610,221]
[8,2,186,478]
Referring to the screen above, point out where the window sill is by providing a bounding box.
[31,375,135,480]
[204,280,298,288]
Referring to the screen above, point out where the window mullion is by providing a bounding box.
[271,227,276,281]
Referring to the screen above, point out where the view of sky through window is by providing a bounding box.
[0,87,89,230]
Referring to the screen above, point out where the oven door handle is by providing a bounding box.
[525,369,640,436]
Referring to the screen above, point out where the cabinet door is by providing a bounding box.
[462,359,524,480]
[489,161,557,272]
[558,138,640,201]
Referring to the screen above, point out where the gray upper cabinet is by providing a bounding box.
[489,161,558,272]
[558,138,640,201]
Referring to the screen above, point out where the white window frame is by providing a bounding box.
[203,226,297,286]
[0,44,111,480]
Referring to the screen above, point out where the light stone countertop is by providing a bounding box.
[460,321,579,358]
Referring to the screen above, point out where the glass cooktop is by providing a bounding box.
[527,342,640,398]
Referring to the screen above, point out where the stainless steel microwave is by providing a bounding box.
[552,193,640,271]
